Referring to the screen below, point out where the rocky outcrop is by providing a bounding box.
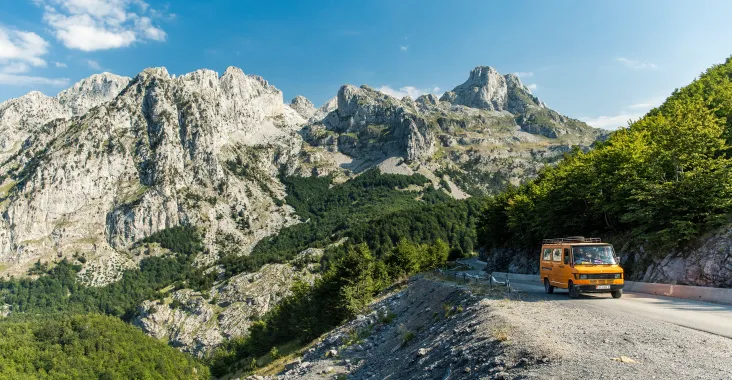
[289,96,316,119]
[57,72,131,116]
[315,84,436,162]
[441,66,508,111]
[134,257,319,356]
[0,66,304,282]
[299,67,600,193]
[439,66,596,140]
[625,227,732,288]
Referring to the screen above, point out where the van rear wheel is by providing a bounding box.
[544,278,554,294]
[568,282,580,299]
[611,289,623,299]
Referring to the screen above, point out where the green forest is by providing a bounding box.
[219,169,478,276]
[0,314,209,379]
[478,56,732,266]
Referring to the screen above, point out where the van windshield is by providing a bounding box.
[572,245,616,265]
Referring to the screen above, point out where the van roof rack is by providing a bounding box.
[542,236,602,244]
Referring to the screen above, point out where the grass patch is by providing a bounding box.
[492,326,510,342]
[0,180,17,197]
[254,340,311,377]
[377,310,397,324]
[401,330,415,347]
[442,302,463,318]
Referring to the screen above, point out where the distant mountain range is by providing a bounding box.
[0,65,601,281]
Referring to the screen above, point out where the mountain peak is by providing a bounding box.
[289,95,316,119]
[57,72,131,116]
[440,66,507,110]
[468,66,501,83]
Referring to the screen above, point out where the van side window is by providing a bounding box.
[552,248,562,262]
[564,248,570,264]
[542,248,551,261]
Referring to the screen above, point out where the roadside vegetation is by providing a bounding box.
[479,57,732,256]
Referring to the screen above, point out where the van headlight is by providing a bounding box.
[579,274,588,279]
[614,273,622,279]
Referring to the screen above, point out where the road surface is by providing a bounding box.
[458,257,732,339]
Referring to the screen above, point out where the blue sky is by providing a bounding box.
[2,0,732,129]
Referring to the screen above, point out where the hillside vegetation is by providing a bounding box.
[0,314,209,379]
[0,225,213,319]
[479,57,732,263]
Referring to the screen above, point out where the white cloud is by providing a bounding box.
[515,71,534,78]
[37,0,168,51]
[526,83,538,90]
[54,61,68,68]
[86,59,101,70]
[581,113,641,130]
[400,45,408,51]
[0,26,68,86]
[0,27,49,67]
[377,85,441,99]
[616,57,657,70]
[0,73,69,86]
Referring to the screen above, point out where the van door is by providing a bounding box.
[540,247,552,282]
[550,247,563,287]
[556,247,572,288]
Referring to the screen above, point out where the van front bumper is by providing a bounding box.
[575,284,624,293]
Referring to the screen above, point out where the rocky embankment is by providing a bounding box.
[245,274,732,380]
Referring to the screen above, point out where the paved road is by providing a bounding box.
[457,257,732,339]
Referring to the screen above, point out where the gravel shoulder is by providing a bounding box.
[251,273,732,380]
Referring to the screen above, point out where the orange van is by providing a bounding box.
[539,237,624,299]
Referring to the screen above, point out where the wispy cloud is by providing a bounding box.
[628,102,655,109]
[377,85,441,99]
[86,59,101,70]
[36,0,169,51]
[54,61,67,68]
[581,113,640,130]
[515,71,534,78]
[526,83,538,91]
[2,62,31,74]
[616,57,657,70]
[400,45,408,52]
[0,73,69,86]
[583,97,664,130]
[627,97,663,110]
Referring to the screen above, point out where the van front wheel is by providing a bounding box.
[611,289,623,299]
[568,282,580,299]
[544,278,554,294]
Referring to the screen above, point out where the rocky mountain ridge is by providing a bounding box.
[0,64,599,284]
